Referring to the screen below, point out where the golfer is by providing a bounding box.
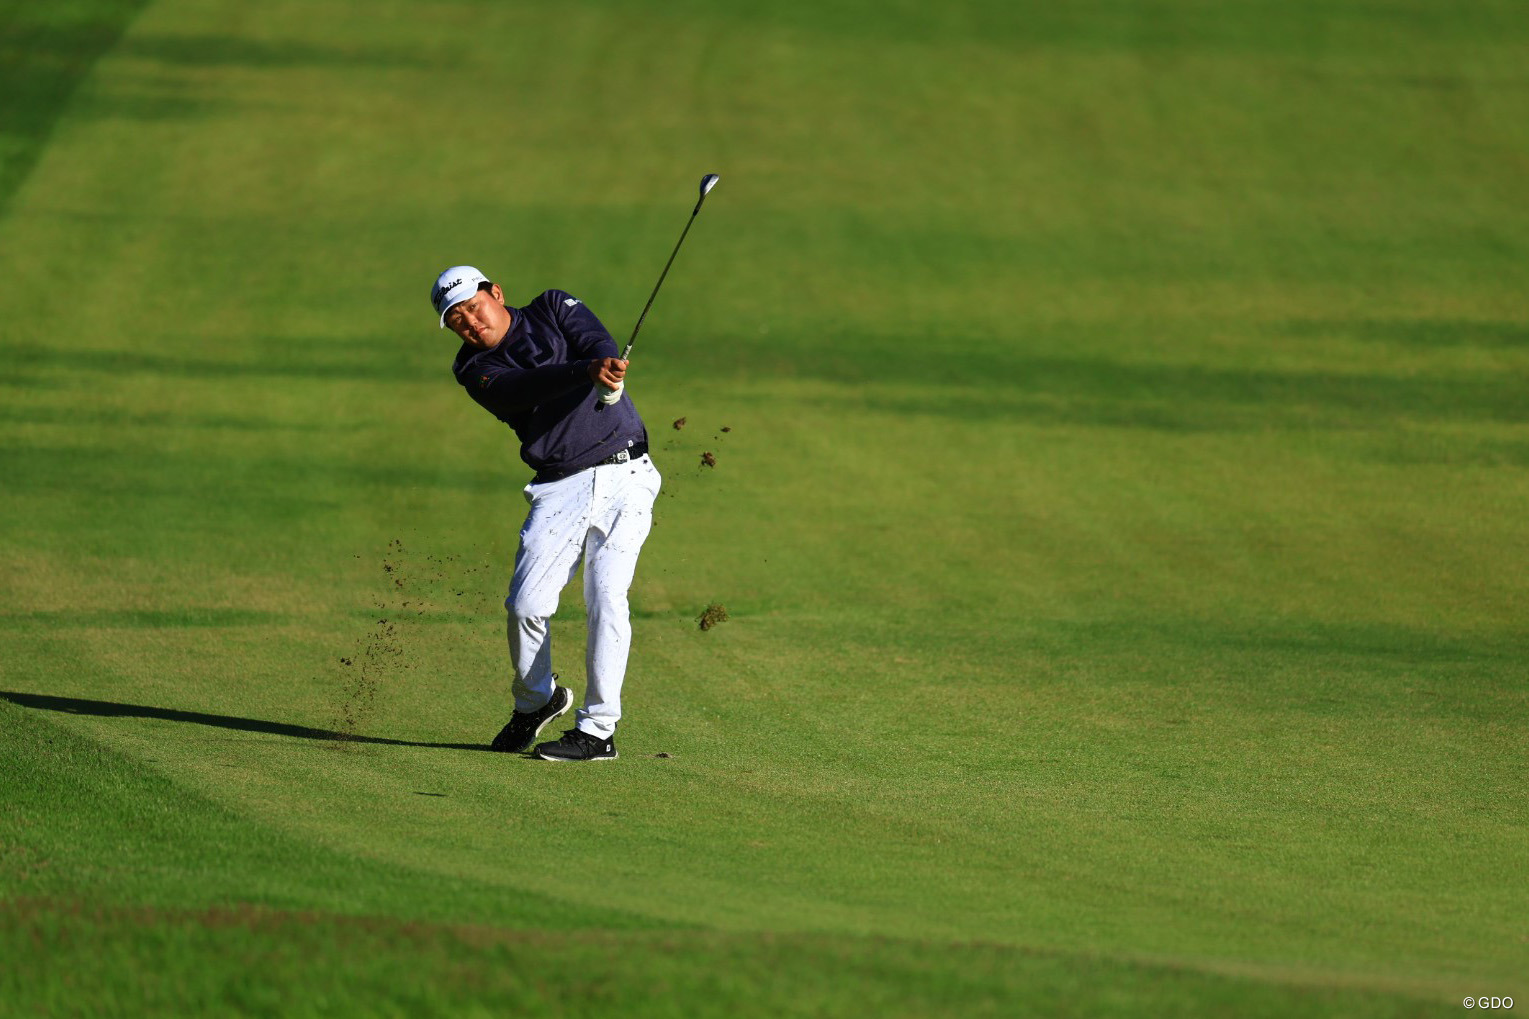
[431,265,660,762]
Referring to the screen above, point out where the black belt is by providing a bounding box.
[532,441,648,485]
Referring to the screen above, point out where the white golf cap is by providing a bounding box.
[430,265,489,327]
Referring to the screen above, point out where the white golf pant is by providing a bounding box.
[507,453,660,738]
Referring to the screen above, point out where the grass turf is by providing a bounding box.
[0,703,1449,1017]
[2,0,1526,1014]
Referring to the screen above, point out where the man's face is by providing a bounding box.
[444,283,511,349]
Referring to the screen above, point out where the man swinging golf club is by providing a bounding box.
[432,268,658,762]
[432,175,718,762]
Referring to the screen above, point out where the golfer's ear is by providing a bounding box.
[490,283,505,303]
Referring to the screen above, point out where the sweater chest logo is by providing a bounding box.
[478,373,493,389]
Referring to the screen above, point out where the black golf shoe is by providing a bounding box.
[490,683,573,753]
[533,728,618,762]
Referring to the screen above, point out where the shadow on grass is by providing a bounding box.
[0,690,489,752]
[0,1,156,215]
[117,32,437,70]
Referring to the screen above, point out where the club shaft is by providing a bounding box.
[623,194,711,360]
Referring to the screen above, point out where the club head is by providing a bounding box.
[699,173,720,198]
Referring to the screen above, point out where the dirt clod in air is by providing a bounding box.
[721,426,731,433]
[673,417,687,430]
[697,604,729,630]
[700,451,716,468]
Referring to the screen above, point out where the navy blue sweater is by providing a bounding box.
[453,289,648,476]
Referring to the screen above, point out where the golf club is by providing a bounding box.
[596,173,720,409]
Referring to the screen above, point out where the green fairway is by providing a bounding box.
[2,0,1526,1014]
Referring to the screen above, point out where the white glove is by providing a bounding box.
[596,381,624,405]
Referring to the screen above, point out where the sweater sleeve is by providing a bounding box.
[547,291,621,359]
[462,359,592,417]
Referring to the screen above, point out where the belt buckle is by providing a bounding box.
[613,449,630,465]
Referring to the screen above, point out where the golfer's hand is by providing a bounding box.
[588,357,627,388]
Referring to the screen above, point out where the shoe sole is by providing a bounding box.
[533,749,619,763]
[533,687,575,742]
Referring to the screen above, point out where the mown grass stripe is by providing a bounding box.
[0,0,154,215]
